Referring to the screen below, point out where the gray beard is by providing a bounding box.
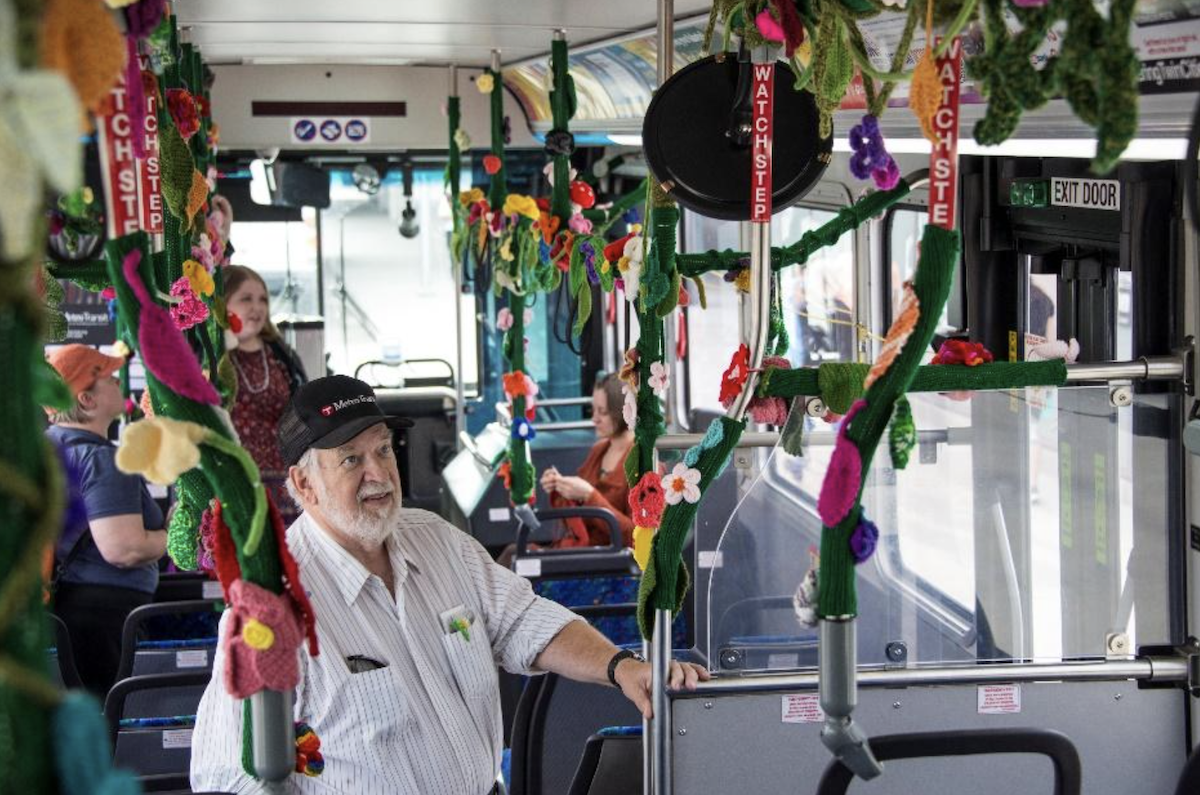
[314,479,399,547]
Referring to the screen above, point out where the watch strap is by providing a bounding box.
[607,649,637,688]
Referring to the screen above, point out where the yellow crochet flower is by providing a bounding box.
[111,339,131,359]
[633,526,654,571]
[477,73,495,94]
[183,259,215,297]
[500,237,515,262]
[460,187,485,206]
[503,194,541,222]
[116,416,208,485]
[242,618,276,651]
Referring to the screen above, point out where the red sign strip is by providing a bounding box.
[137,57,163,234]
[97,74,141,240]
[928,37,962,231]
[750,63,775,223]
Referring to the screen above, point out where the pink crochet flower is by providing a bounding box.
[497,307,514,331]
[568,213,593,235]
[755,8,786,43]
[169,277,210,330]
[223,578,304,699]
[746,355,791,425]
[817,400,867,527]
[197,506,216,574]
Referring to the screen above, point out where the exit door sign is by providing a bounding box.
[1051,178,1121,211]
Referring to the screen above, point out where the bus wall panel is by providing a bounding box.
[672,680,1184,794]
[210,65,539,152]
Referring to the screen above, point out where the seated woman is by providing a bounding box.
[540,372,636,549]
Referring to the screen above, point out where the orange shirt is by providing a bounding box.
[549,439,635,548]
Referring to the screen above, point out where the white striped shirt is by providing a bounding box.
[190,509,579,794]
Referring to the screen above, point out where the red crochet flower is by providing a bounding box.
[497,460,512,489]
[166,88,201,141]
[932,339,994,367]
[222,578,304,699]
[169,276,209,330]
[719,344,751,405]
[629,472,666,528]
[227,311,243,334]
[503,370,530,399]
[483,155,502,175]
[603,232,636,265]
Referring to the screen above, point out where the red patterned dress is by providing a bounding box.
[231,345,300,525]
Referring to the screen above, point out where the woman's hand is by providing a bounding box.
[540,466,560,495]
[553,475,595,502]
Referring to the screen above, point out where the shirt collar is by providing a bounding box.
[299,512,411,606]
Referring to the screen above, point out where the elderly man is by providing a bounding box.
[191,375,706,794]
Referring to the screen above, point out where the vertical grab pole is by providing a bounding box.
[449,64,466,447]
[649,1,674,793]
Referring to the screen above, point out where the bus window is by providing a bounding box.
[683,210,742,414]
[229,211,320,317]
[887,207,962,347]
[774,206,855,366]
[318,169,477,392]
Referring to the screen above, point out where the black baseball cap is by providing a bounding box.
[278,375,413,467]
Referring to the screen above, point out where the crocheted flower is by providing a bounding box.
[503,370,532,399]
[295,722,325,777]
[454,128,471,151]
[537,212,561,245]
[512,417,536,441]
[183,259,214,297]
[483,154,501,175]
[503,194,541,222]
[167,88,201,141]
[746,355,790,424]
[116,416,208,485]
[460,187,485,206]
[648,360,669,397]
[476,73,495,94]
[1027,338,1080,363]
[569,180,596,209]
[602,232,635,266]
[111,339,132,359]
[499,236,515,262]
[569,213,593,235]
[169,276,209,330]
[497,460,512,489]
[755,8,786,43]
[817,400,866,527]
[719,344,751,405]
[223,578,304,699]
[622,382,637,427]
[850,514,880,563]
[848,115,900,190]
[197,505,216,574]
[663,463,702,505]
[580,239,600,284]
[191,237,215,272]
[932,339,994,366]
[629,472,666,528]
[497,307,515,331]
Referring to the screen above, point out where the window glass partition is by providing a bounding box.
[704,386,1177,674]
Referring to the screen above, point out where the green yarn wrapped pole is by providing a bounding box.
[675,181,911,278]
[486,67,507,209]
[548,38,574,222]
[818,224,959,619]
[759,359,1069,408]
[581,179,647,234]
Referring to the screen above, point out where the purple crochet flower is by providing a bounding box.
[848,115,900,190]
[580,241,600,285]
[850,514,879,564]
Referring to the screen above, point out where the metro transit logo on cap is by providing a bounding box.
[320,395,377,417]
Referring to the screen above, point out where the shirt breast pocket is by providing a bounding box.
[441,627,497,703]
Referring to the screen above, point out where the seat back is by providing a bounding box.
[117,599,221,682]
[375,385,457,512]
[47,611,83,689]
[104,670,212,788]
[568,730,643,795]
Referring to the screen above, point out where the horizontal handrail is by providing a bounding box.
[655,428,966,450]
[1063,355,1184,382]
[678,657,1188,697]
[536,421,596,432]
[536,396,594,407]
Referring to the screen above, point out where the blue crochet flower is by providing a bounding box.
[512,417,536,441]
[538,239,552,265]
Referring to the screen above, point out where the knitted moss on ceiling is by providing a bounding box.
[971,0,1139,174]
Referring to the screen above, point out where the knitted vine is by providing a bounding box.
[817,223,958,619]
[446,93,465,264]
[676,180,911,278]
[759,358,1069,404]
[971,0,1139,173]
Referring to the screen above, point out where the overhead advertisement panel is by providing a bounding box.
[506,1,1200,129]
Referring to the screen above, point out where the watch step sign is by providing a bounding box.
[290,117,372,145]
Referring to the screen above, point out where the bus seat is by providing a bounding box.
[511,507,639,580]
[104,670,212,789]
[1175,742,1200,795]
[130,637,218,677]
[48,611,83,690]
[117,600,221,682]
[567,727,643,795]
[508,671,643,795]
[815,728,1082,795]
[375,385,456,513]
[153,570,220,603]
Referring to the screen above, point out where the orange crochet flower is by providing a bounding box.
[538,212,561,245]
[40,0,127,126]
[502,370,530,398]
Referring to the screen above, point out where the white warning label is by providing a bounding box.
[162,728,193,749]
[977,683,1022,714]
[781,693,824,723]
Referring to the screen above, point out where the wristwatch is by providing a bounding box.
[606,648,646,688]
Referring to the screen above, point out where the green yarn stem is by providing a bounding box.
[202,432,269,557]
[676,181,911,277]
[818,224,959,619]
[47,259,111,292]
[760,359,1069,404]
[1,7,61,785]
[506,291,534,504]
[637,417,745,638]
[487,68,507,208]
[549,38,574,222]
[581,179,648,235]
